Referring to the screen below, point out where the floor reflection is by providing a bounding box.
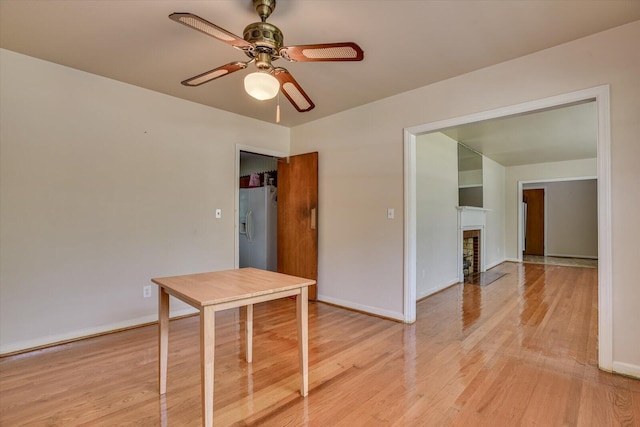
[159,394,167,427]
[462,284,482,330]
[519,263,549,327]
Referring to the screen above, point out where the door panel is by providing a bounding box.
[524,189,545,256]
[277,152,318,300]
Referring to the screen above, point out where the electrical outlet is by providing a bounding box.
[143,285,152,298]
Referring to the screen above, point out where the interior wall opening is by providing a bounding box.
[404,86,611,370]
[234,145,287,270]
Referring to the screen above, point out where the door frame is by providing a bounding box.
[235,144,287,269]
[403,85,612,371]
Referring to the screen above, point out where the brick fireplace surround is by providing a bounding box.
[463,229,481,276]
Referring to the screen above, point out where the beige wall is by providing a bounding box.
[2,21,639,371]
[0,50,289,353]
[291,21,640,369]
[546,179,597,258]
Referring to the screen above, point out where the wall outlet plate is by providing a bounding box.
[143,285,152,298]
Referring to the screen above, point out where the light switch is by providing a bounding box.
[215,209,222,219]
[387,208,394,219]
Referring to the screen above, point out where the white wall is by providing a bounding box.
[0,50,289,354]
[482,157,506,269]
[505,159,597,260]
[415,133,459,299]
[524,179,598,258]
[291,21,640,371]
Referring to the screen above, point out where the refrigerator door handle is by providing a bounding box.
[240,215,246,235]
[246,210,253,242]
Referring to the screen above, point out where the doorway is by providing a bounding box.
[238,151,279,271]
[403,85,612,370]
[235,145,320,300]
[519,178,598,265]
[235,145,287,270]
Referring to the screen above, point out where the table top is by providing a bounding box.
[152,268,316,307]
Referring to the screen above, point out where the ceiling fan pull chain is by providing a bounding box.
[276,92,281,123]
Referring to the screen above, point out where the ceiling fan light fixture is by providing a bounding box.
[244,72,280,100]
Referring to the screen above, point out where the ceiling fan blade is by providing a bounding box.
[272,68,315,112]
[182,61,248,86]
[280,42,364,62]
[169,13,252,49]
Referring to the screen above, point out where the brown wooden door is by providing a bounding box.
[523,189,545,256]
[277,152,318,300]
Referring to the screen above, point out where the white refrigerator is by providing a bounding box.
[239,186,277,271]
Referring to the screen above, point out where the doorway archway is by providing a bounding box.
[403,85,612,370]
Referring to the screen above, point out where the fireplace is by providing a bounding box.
[457,206,488,282]
[463,230,481,277]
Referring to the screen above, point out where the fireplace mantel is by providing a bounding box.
[456,206,490,228]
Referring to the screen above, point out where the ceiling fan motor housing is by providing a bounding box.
[243,21,283,68]
[243,22,283,50]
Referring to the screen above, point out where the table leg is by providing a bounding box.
[158,287,169,395]
[246,304,253,363]
[296,287,309,397]
[201,306,215,427]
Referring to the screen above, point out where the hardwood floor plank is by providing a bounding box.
[1,262,638,426]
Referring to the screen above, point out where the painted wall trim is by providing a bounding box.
[403,85,612,372]
[612,362,640,379]
[0,306,198,356]
[595,86,613,372]
[546,253,599,260]
[403,130,417,323]
[417,278,460,300]
[318,295,404,322]
[485,258,507,271]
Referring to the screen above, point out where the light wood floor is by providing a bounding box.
[1,262,638,426]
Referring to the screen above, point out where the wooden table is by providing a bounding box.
[152,268,316,427]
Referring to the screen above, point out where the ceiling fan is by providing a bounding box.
[170,0,364,113]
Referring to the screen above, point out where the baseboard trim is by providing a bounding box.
[0,307,198,357]
[485,258,507,271]
[417,278,459,301]
[546,253,598,260]
[612,361,640,379]
[317,295,404,322]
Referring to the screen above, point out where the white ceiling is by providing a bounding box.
[442,101,597,167]
[1,0,639,129]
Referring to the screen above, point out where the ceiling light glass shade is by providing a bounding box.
[244,72,280,100]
